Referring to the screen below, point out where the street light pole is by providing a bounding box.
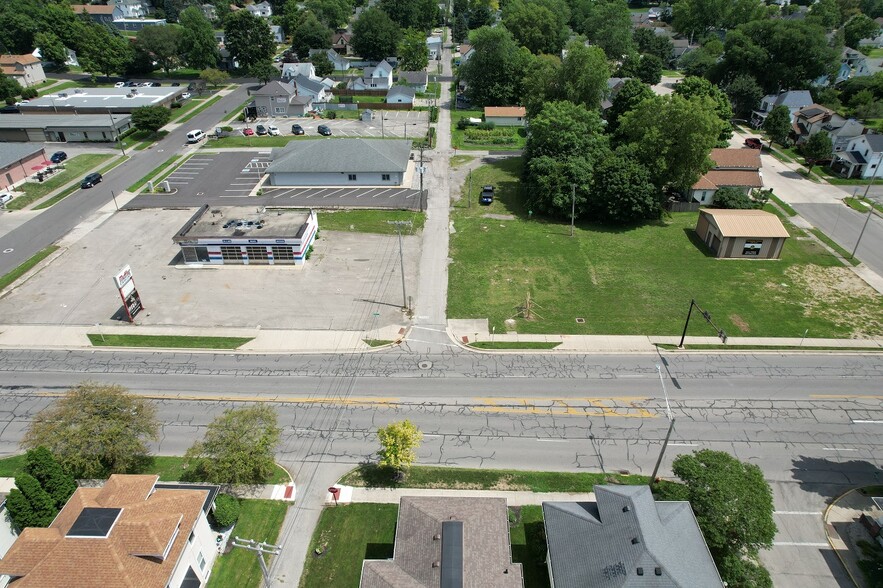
[387,220,412,311]
[570,184,576,237]
[851,206,874,259]
[110,112,126,156]
[651,364,676,484]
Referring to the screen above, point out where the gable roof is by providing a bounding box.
[485,106,526,118]
[701,208,789,238]
[293,74,325,94]
[543,485,724,588]
[795,103,834,124]
[360,497,523,588]
[69,4,115,14]
[703,170,764,189]
[709,148,761,170]
[364,60,392,78]
[387,86,416,99]
[398,70,428,85]
[267,138,412,174]
[864,133,883,151]
[0,475,216,588]
[0,54,40,66]
[764,90,813,109]
[282,62,315,79]
[253,80,295,96]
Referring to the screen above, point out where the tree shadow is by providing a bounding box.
[347,463,402,488]
[364,542,395,560]
[791,455,883,504]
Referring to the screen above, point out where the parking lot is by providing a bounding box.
[240,110,430,139]
[160,152,269,199]
[0,208,419,330]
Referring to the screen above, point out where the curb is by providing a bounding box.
[823,488,863,588]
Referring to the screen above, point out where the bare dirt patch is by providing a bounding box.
[729,314,751,332]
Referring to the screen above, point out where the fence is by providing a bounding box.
[335,88,387,97]
[667,201,701,212]
[357,103,412,110]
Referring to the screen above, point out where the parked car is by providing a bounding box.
[80,172,102,189]
[50,151,67,164]
[268,125,280,136]
[480,185,495,205]
[180,92,191,100]
[291,124,305,135]
[317,124,332,136]
[0,193,13,207]
[171,82,181,87]
[256,124,268,135]
[243,128,254,136]
[744,138,763,149]
[186,129,205,143]
[114,81,126,88]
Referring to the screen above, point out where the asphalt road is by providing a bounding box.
[0,84,253,276]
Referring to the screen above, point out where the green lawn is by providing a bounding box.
[127,153,184,192]
[32,156,127,211]
[448,158,883,337]
[169,95,212,122]
[208,500,290,588]
[319,210,426,234]
[364,339,395,347]
[339,464,650,492]
[844,196,871,213]
[450,154,475,168]
[470,341,561,350]
[510,505,552,588]
[177,93,224,124]
[88,334,253,349]
[6,154,114,210]
[451,110,527,150]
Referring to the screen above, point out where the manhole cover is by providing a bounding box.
[575,318,585,324]
[418,361,432,370]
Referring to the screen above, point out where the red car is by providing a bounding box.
[744,137,763,149]
[243,128,254,136]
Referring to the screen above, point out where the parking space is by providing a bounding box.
[262,186,423,209]
[239,110,430,139]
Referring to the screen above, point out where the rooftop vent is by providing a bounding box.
[432,561,440,568]
[622,506,630,513]
[637,568,643,576]
[655,568,662,576]
[433,534,441,540]
[631,538,639,545]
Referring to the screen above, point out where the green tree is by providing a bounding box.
[672,0,764,38]
[726,74,764,119]
[135,24,183,75]
[763,104,792,147]
[0,74,23,105]
[521,53,562,118]
[713,186,756,209]
[634,27,673,62]
[674,76,733,144]
[200,67,230,88]
[10,474,58,529]
[606,78,654,135]
[292,12,332,60]
[592,155,660,223]
[5,489,34,531]
[24,447,76,511]
[617,93,722,190]
[224,10,275,70]
[250,60,279,84]
[619,53,662,85]
[581,0,635,59]
[34,32,68,68]
[132,105,173,134]
[184,406,281,485]
[22,382,159,479]
[671,449,776,587]
[282,0,307,35]
[178,6,220,69]
[845,14,881,48]
[459,26,532,106]
[717,554,773,588]
[503,0,569,55]
[560,42,610,110]
[306,0,353,28]
[212,493,241,527]
[377,420,423,472]
[352,8,401,62]
[78,24,134,78]
[310,50,335,76]
[379,0,439,30]
[803,130,833,175]
[398,28,429,71]
[807,0,842,29]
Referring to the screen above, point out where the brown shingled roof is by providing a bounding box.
[709,148,761,170]
[0,54,41,66]
[69,4,115,14]
[485,106,526,118]
[704,170,764,188]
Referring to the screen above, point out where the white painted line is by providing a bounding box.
[773,542,829,547]
[669,443,698,447]
[536,439,568,443]
[822,447,858,451]
[852,420,883,424]
[775,511,820,516]
[423,434,441,438]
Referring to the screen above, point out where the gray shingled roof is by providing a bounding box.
[253,81,294,96]
[267,139,411,174]
[359,497,523,588]
[865,133,883,152]
[0,143,44,169]
[543,486,723,588]
[293,74,324,94]
[772,90,813,108]
[398,71,428,85]
[387,86,416,99]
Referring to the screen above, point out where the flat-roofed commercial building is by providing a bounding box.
[18,87,186,115]
[173,205,319,266]
[0,114,131,143]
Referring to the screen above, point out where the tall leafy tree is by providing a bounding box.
[633,27,674,62]
[200,67,231,88]
[521,53,562,117]
[673,76,733,144]
[7,474,56,529]
[559,42,610,110]
[803,131,833,175]
[592,155,660,224]
[224,10,275,70]
[22,382,159,479]
[672,0,764,39]
[0,12,38,54]
[78,24,134,78]
[763,105,792,147]
[459,26,532,106]
[306,0,353,28]
[399,28,429,71]
[24,447,76,511]
[726,74,764,120]
[292,12,332,59]
[581,0,635,59]
[844,14,881,48]
[184,406,281,485]
[178,7,220,70]
[606,78,654,134]
[132,105,173,134]
[379,0,439,30]
[352,8,401,61]
[503,0,569,55]
[617,93,722,190]
[0,74,23,105]
[618,53,663,85]
[807,0,842,29]
[377,420,424,473]
[135,25,183,75]
[34,32,68,68]
[310,50,335,76]
[250,60,278,84]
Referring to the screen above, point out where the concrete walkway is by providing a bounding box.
[823,488,881,588]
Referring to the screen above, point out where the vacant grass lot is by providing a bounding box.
[208,500,290,588]
[451,110,527,150]
[318,210,425,234]
[448,158,883,338]
[6,154,114,210]
[87,334,253,349]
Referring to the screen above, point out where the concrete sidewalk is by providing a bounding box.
[824,488,880,588]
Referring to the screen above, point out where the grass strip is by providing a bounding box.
[0,247,58,291]
[127,154,183,193]
[449,154,475,168]
[363,339,394,347]
[6,154,114,210]
[767,192,798,216]
[208,500,290,588]
[33,156,129,210]
[177,93,224,124]
[844,197,871,213]
[319,210,426,234]
[470,341,561,350]
[224,97,254,123]
[340,464,650,492]
[87,334,253,349]
[808,228,860,266]
[656,343,882,351]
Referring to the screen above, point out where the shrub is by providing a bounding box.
[212,493,240,528]
[170,102,182,109]
[221,125,233,132]
[476,121,496,130]
[324,110,337,119]
[20,88,38,99]
[237,113,246,122]
[429,106,439,123]
[305,244,314,260]
[456,117,470,130]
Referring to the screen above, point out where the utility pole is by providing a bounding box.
[231,537,281,588]
[388,220,412,312]
[570,184,576,237]
[650,364,675,485]
[467,169,472,208]
[418,143,426,212]
[851,206,874,259]
[110,112,126,156]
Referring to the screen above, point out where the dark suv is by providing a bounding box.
[317,124,332,136]
[291,124,304,135]
[50,151,67,163]
[256,124,268,135]
[80,172,102,189]
[479,185,494,205]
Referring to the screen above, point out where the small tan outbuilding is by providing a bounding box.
[695,208,789,259]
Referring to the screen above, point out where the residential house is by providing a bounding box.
[247,1,273,17]
[332,32,354,55]
[293,74,332,103]
[397,70,428,93]
[251,80,310,117]
[860,17,883,47]
[426,36,442,60]
[792,104,837,144]
[113,18,168,32]
[853,54,883,77]
[266,138,412,186]
[814,61,852,87]
[602,77,630,111]
[828,118,867,153]
[0,144,47,191]
[68,4,115,24]
[543,485,724,588]
[832,133,883,178]
[270,25,284,43]
[0,55,46,88]
[348,59,393,90]
[0,475,220,588]
[751,89,813,127]
[200,3,217,20]
[690,148,763,205]
[696,209,790,259]
[670,39,696,65]
[113,0,149,19]
[456,43,474,66]
[282,62,317,82]
[485,106,526,127]
[386,86,415,104]
[310,48,350,71]
[359,497,523,588]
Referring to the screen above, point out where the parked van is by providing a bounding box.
[186,129,205,143]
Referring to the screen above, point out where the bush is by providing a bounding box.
[324,110,337,119]
[463,128,516,144]
[20,88,38,99]
[305,244,314,260]
[212,493,240,528]
[170,102,182,109]
[429,106,439,123]
[221,126,233,132]
[476,121,496,130]
[237,113,246,122]
[456,117,470,130]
